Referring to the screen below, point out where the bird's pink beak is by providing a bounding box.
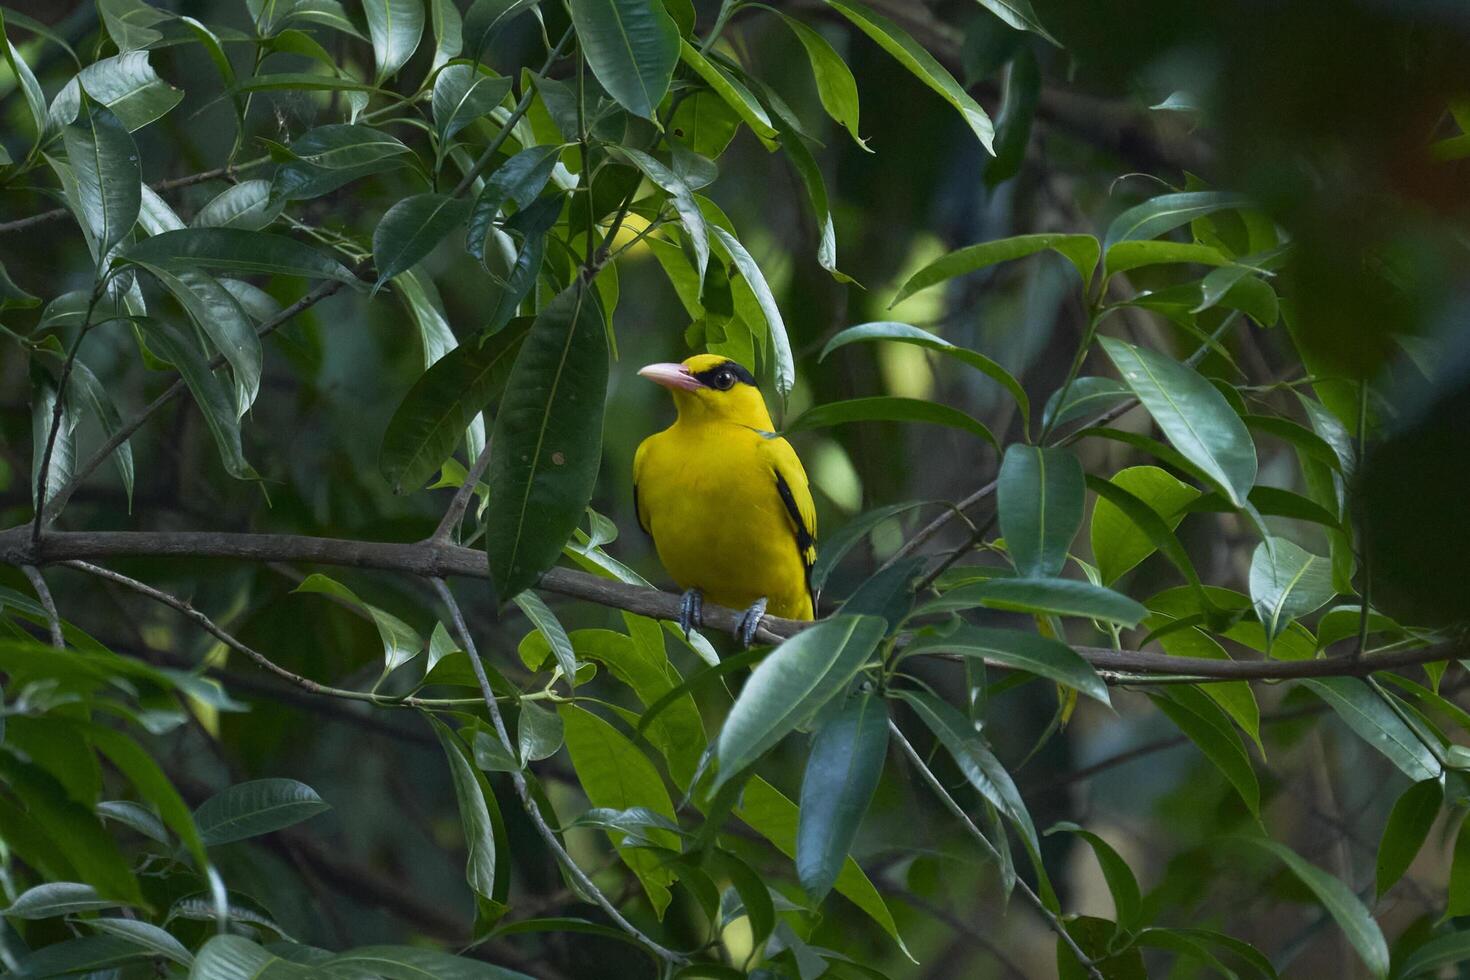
[638,362,702,391]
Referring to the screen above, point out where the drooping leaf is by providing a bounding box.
[1091,465,1200,585]
[997,445,1084,577]
[1100,336,1257,507]
[1243,838,1389,979]
[619,146,708,282]
[713,615,886,790]
[930,577,1147,627]
[0,882,128,919]
[1042,376,1132,431]
[1046,823,1142,931]
[1376,778,1441,898]
[293,573,424,673]
[190,936,316,979]
[1299,677,1440,782]
[1103,191,1254,251]
[62,106,140,256]
[677,41,778,146]
[824,0,993,152]
[81,918,193,967]
[380,318,531,493]
[485,281,609,603]
[427,715,507,922]
[796,692,888,902]
[121,228,359,284]
[465,145,562,260]
[373,193,474,288]
[568,0,680,121]
[77,50,182,132]
[710,225,794,398]
[432,64,512,145]
[365,0,425,82]
[428,0,463,74]
[517,700,565,763]
[890,233,1098,306]
[463,0,542,61]
[135,264,261,416]
[194,778,331,846]
[775,13,863,146]
[192,180,283,230]
[1152,688,1259,816]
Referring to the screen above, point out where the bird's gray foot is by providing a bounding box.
[733,597,769,648]
[678,588,704,638]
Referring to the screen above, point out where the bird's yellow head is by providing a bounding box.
[638,354,774,429]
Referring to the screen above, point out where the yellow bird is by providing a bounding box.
[634,354,817,645]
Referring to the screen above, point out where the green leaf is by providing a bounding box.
[1152,689,1259,816]
[985,47,1039,186]
[517,700,565,762]
[135,264,261,416]
[191,935,316,979]
[11,936,155,977]
[1100,336,1257,507]
[973,0,1060,45]
[463,0,542,61]
[1243,837,1389,978]
[235,71,382,94]
[1105,240,1234,276]
[1103,191,1253,251]
[1140,610,1261,751]
[365,0,425,83]
[1376,779,1441,898]
[134,318,257,481]
[894,688,1038,851]
[824,0,993,152]
[379,318,530,493]
[120,228,359,284]
[62,106,140,256]
[1299,677,1440,782]
[485,281,609,603]
[619,146,708,282]
[82,917,194,966]
[901,625,1109,705]
[62,360,134,507]
[797,692,888,902]
[1090,465,1200,585]
[569,0,680,121]
[713,615,886,790]
[935,577,1147,627]
[2,13,51,144]
[1047,823,1142,930]
[513,590,576,680]
[1398,930,1470,979]
[821,321,1029,426]
[428,0,463,74]
[560,704,680,916]
[890,233,1098,306]
[677,41,778,145]
[998,445,1084,577]
[432,64,512,144]
[466,146,562,260]
[0,881,129,919]
[29,367,76,513]
[775,13,863,147]
[294,573,424,673]
[1248,538,1334,640]
[84,722,208,868]
[323,945,534,979]
[709,225,794,397]
[784,395,995,447]
[0,260,38,310]
[1042,376,1131,430]
[78,51,182,132]
[810,501,928,593]
[194,778,331,845]
[373,193,473,288]
[192,180,283,230]
[427,715,507,920]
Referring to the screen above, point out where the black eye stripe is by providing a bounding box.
[692,360,756,389]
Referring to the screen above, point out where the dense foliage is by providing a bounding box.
[1,0,1469,977]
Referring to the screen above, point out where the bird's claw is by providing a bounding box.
[733,597,769,649]
[678,588,704,639]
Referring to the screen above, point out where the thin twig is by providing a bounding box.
[429,578,687,965]
[890,719,1105,980]
[20,564,63,648]
[431,439,493,545]
[32,281,105,542]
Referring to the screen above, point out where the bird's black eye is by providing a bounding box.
[711,369,735,390]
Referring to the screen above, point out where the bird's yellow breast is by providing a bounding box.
[635,420,814,620]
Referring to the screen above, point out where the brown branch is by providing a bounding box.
[0,164,255,236]
[2,528,1458,680]
[20,564,63,648]
[431,438,493,545]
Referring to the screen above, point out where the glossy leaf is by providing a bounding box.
[463,0,542,61]
[432,65,512,144]
[1091,465,1200,584]
[1101,336,1257,507]
[776,13,863,146]
[902,625,1109,704]
[1047,823,1141,930]
[191,936,316,979]
[324,945,533,978]
[891,233,1098,306]
[825,0,993,152]
[974,0,1060,44]
[373,194,473,289]
[194,778,330,846]
[121,228,359,284]
[294,573,424,673]
[427,715,506,920]
[192,179,282,230]
[811,501,927,593]
[821,321,1029,425]
[1153,689,1259,816]
[81,918,193,966]
[713,615,886,790]
[1299,678,1440,782]
[677,41,778,145]
[77,51,181,132]
[379,318,530,493]
[797,692,888,902]
[65,360,134,507]
[785,395,996,447]
[1105,240,1234,276]
[1248,538,1334,640]
[62,106,140,256]
[518,700,564,762]
[998,445,1084,577]
[485,282,609,603]
[1103,191,1253,251]
[10,936,154,977]
[0,882,127,919]
[620,147,708,282]
[512,590,576,680]
[569,0,680,121]
[1398,930,1470,979]
[1042,376,1132,430]
[136,264,261,416]
[428,0,463,74]
[365,0,425,82]
[1376,778,1441,898]
[710,225,794,397]
[931,577,1147,628]
[1244,838,1389,978]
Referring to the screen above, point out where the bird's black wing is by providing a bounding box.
[774,470,816,599]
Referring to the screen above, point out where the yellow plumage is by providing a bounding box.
[634,354,816,622]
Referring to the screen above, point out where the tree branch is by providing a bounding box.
[8,528,1455,680]
[431,438,493,545]
[20,564,63,648]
